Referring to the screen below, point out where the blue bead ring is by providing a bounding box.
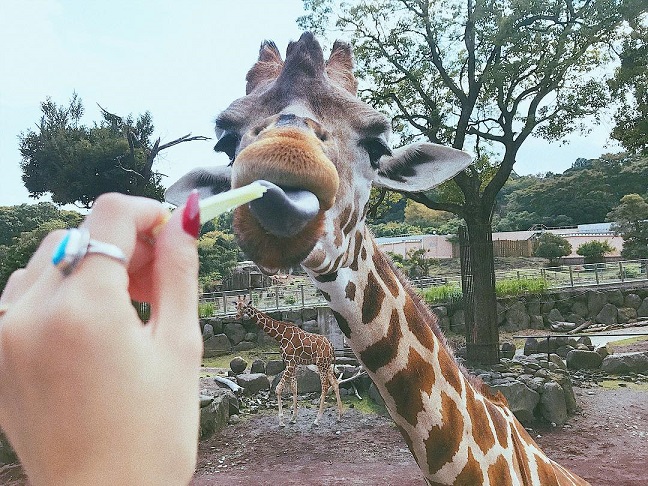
[52,228,126,276]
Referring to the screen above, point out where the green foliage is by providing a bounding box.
[370,221,423,237]
[576,240,615,263]
[533,233,572,265]
[495,277,548,297]
[0,204,83,291]
[609,19,648,155]
[18,94,207,208]
[198,302,215,318]
[608,193,648,259]
[420,283,463,305]
[197,230,241,292]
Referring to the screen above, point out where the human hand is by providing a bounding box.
[0,193,203,485]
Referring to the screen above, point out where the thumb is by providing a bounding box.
[151,191,200,344]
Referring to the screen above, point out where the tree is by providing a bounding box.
[608,193,648,258]
[197,230,241,292]
[300,0,644,363]
[576,240,615,263]
[0,202,82,247]
[609,17,648,155]
[19,94,209,208]
[534,233,572,266]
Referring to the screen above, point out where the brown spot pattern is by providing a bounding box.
[349,231,363,271]
[465,386,496,455]
[360,309,402,373]
[424,392,464,474]
[487,455,513,485]
[315,271,338,283]
[485,400,510,448]
[345,281,356,301]
[320,290,331,302]
[341,204,359,237]
[454,448,483,485]
[331,310,351,338]
[372,247,400,298]
[437,348,462,395]
[385,347,435,427]
[361,270,385,325]
[536,456,560,486]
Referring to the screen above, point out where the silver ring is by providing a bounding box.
[52,228,127,276]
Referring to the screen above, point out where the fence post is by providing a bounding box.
[300,285,305,307]
[569,266,574,287]
[619,261,624,282]
[595,266,600,285]
[222,293,228,315]
[275,286,279,309]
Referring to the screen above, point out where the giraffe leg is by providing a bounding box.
[328,370,343,421]
[276,366,293,427]
[289,372,299,424]
[314,366,331,426]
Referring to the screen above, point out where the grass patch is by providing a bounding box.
[420,283,463,304]
[607,335,648,347]
[202,344,281,369]
[343,392,388,415]
[600,380,648,391]
[495,277,548,297]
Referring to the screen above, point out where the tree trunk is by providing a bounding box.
[460,218,500,365]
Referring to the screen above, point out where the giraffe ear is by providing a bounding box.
[373,142,473,193]
[165,165,232,207]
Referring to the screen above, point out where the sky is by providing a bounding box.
[0,0,623,208]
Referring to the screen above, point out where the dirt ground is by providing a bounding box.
[2,339,647,486]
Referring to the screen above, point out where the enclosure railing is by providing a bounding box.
[194,259,648,317]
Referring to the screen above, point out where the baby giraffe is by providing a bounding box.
[235,296,343,426]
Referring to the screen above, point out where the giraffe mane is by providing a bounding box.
[385,257,508,407]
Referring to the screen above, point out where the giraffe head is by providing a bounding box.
[234,295,252,320]
[167,32,472,275]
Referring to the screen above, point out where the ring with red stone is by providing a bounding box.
[52,228,126,276]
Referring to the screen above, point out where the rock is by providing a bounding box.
[524,338,538,356]
[565,314,585,326]
[244,332,258,342]
[606,289,624,307]
[571,301,589,318]
[233,341,256,352]
[595,345,612,359]
[549,354,567,370]
[203,334,232,358]
[202,317,223,334]
[266,359,286,376]
[546,308,564,323]
[638,297,648,318]
[526,299,542,317]
[539,382,568,426]
[450,309,465,333]
[566,349,603,370]
[237,373,271,394]
[223,322,247,345]
[200,392,231,439]
[251,359,266,374]
[202,323,215,339]
[500,342,516,359]
[617,307,637,323]
[576,336,592,348]
[230,356,248,374]
[587,291,608,317]
[529,315,545,330]
[595,303,617,325]
[601,352,648,374]
[301,319,319,333]
[271,366,321,394]
[624,293,642,309]
[504,301,530,331]
[489,381,539,425]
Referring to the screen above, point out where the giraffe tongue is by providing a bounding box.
[248,180,320,237]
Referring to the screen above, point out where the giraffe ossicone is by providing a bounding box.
[168,32,589,485]
[234,296,342,427]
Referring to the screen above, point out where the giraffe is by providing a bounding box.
[234,296,342,427]
[167,33,589,485]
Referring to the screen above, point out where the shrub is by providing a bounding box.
[420,284,463,304]
[534,233,572,265]
[576,240,614,264]
[198,302,215,318]
[495,277,548,297]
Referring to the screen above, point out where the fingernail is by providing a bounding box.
[182,190,201,238]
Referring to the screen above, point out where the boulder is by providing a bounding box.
[200,392,231,439]
[524,338,539,356]
[587,291,608,317]
[606,289,624,307]
[553,373,578,415]
[546,308,564,323]
[500,342,516,359]
[566,349,603,370]
[595,345,612,359]
[272,366,322,394]
[202,323,215,339]
[266,360,286,376]
[595,304,617,326]
[301,319,320,333]
[202,317,223,335]
[624,293,642,309]
[638,297,648,318]
[450,309,465,333]
[237,373,271,394]
[529,315,545,330]
[251,359,266,374]
[203,334,232,358]
[617,307,637,324]
[230,356,248,374]
[368,382,385,407]
[489,381,539,425]
[504,302,530,331]
[539,382,568,426]
[571,301,589,318]
[223,322,247,346]
[233,341,256,352]
[601,352,648,374]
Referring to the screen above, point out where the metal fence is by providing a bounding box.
[189,258,648,318]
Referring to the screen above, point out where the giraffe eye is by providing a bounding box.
[214,131,241,163]
[360,138,392,168]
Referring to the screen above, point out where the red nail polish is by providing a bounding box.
[182,190,201,238]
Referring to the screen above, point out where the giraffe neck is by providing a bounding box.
[305,228,585,485]
[246,306,291,341]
